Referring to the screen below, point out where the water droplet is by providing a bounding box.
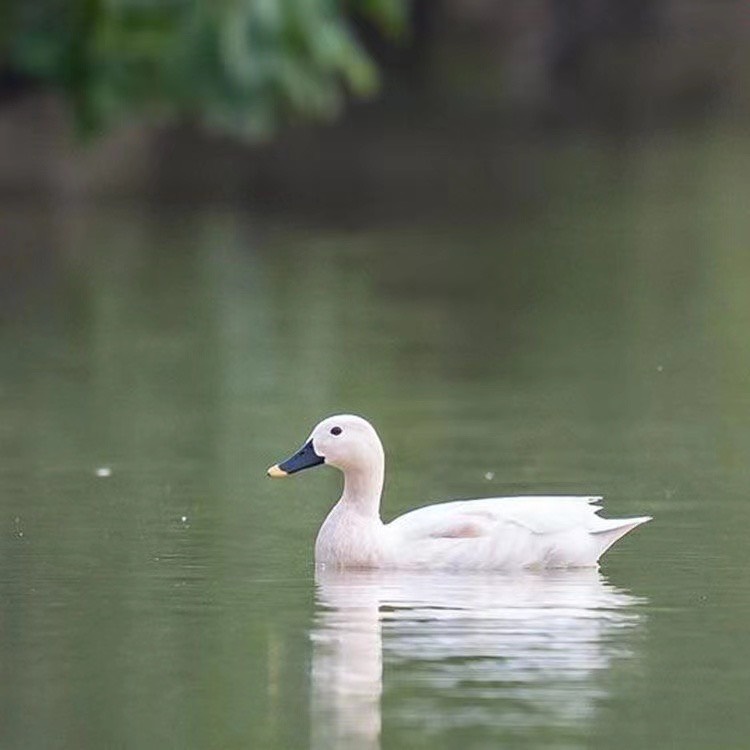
[656,365,664,373]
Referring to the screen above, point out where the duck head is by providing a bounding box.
[267,414,384,477]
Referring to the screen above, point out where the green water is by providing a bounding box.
[2,127,750,749]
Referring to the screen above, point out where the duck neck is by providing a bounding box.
[340,456,384,521]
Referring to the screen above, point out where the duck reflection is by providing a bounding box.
[311,569,645,749]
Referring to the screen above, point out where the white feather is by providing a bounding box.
[269,415,651,570]
[385,496,651,570]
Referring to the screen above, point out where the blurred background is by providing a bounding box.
[2,2,750,750]
[1,1,748,207]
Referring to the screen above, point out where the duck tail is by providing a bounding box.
[592,515,652,558]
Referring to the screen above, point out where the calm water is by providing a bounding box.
[2,127,750,749]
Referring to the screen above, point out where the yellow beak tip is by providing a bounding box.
[267,464,288,478]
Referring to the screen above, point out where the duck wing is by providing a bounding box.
[385,496,650,568]
[388,496,601,537]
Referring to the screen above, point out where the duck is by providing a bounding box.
[267,414,651,570]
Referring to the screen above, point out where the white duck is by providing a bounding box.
[267,415,651,570]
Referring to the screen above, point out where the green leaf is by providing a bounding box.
[2,0,409,141]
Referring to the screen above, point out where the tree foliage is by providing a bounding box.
[2,0,406,139]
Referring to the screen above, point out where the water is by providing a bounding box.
[2,125,750,748]
[314,569,644,750]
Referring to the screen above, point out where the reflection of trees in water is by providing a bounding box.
[311,569,645,750]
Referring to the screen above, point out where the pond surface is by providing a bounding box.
[2,126,750,749]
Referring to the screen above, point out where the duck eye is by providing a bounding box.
[330,426,342,436]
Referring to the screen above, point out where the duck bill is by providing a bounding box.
[267,439,324,477]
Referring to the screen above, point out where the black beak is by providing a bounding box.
[267,439,324,477]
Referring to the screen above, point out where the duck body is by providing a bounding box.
[315,495,649,571]
[268,415,651,571]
